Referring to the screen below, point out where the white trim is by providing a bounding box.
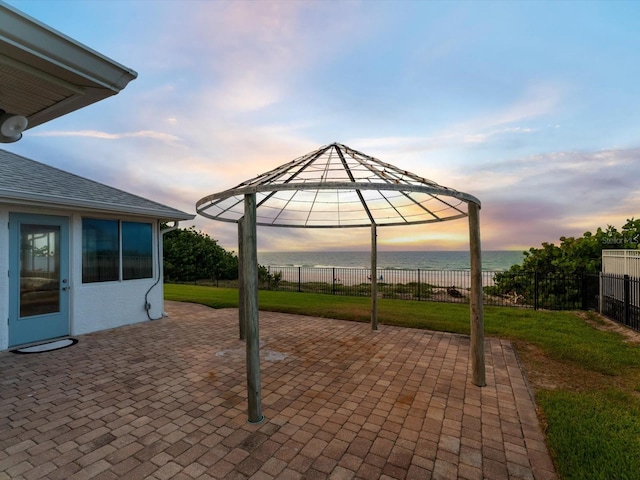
[0,2,137,90]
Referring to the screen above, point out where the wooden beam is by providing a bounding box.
[243,194,264,422]
[238,216,246,340]
[468,201,486,387]
[371,223,378,330]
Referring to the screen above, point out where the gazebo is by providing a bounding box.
[196,142,485,423]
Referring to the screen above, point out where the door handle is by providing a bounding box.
[62,279,70,291]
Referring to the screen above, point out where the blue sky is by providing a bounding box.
[5,0,640,252]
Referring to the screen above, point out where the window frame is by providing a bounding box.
[82,217,155,284]
[122,221,154,281]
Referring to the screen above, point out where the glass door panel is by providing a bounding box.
[20,225,61,317]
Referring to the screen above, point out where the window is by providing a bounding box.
[83,219,119,283]
[82,219,153,283]
[122,221,153,280]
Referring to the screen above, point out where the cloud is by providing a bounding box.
[451,83,560,144]
[478,199,569,249]
[455,146,640,248]
[463,127,535,144]
[477,83,562,129]
[148,0,371,115]
[350,83,558,158]
[32,129,181,143]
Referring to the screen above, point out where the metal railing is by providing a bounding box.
[601,274,640,332]
[189,266,600,311]
[602,249,640,278]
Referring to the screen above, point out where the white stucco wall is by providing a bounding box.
[71,281,163,334]
[0,206,165,351]
[69,215,164,335]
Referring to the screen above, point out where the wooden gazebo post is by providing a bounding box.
[468,201,486,387]
[243,194,263,423]
[371,222,378,330]
[238,216,245,340]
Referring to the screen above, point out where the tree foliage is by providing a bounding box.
[163,226,238,282]
[489,219,640,307]
[511,218,640,275]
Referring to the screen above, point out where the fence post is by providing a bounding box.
[298,266,301,293]
[534,271,539,310]
[417,269,421,301]
[624,274,630,327]
[333,267,336,295]
[599,272,603,314]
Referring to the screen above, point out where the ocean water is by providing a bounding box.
[258,250,524,272]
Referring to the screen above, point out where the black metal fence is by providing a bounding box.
[194,266,601,311]
[601,274,640,332]
[485,270,600,311]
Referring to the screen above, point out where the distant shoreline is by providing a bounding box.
[258,250,524,272]
[238,249,527,255]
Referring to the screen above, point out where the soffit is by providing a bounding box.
[0,2,137,130]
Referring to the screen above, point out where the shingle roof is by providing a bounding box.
[0,149,193,220]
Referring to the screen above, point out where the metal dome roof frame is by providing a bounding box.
[196,142,480,228]
[196,143,486,424]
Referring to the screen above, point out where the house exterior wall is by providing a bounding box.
[69,214,164,336]
[0,204,165,351]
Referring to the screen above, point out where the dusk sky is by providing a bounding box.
[5,0,640,252]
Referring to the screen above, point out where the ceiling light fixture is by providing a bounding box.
[0,109,29,143]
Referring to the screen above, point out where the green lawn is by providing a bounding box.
[165,284,640,479]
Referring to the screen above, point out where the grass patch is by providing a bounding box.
[485,308,640,377]
[165,284,640,377]
[163,284,238,308]
[538,389,640,480]
[164,283,640,479]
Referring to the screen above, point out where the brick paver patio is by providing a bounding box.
[0,301,557,479]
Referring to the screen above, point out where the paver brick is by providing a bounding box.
[5,461,32,478]
[289,453,315,473]
[262,457,287,476]
[5,439,36,455]
[0,302,556,480]
[153,461,183,480]
[110,456,141,476]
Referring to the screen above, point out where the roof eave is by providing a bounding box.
[0,191,194,222]
[0,2,138,129]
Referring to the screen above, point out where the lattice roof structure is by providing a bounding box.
[196,142,480,227]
